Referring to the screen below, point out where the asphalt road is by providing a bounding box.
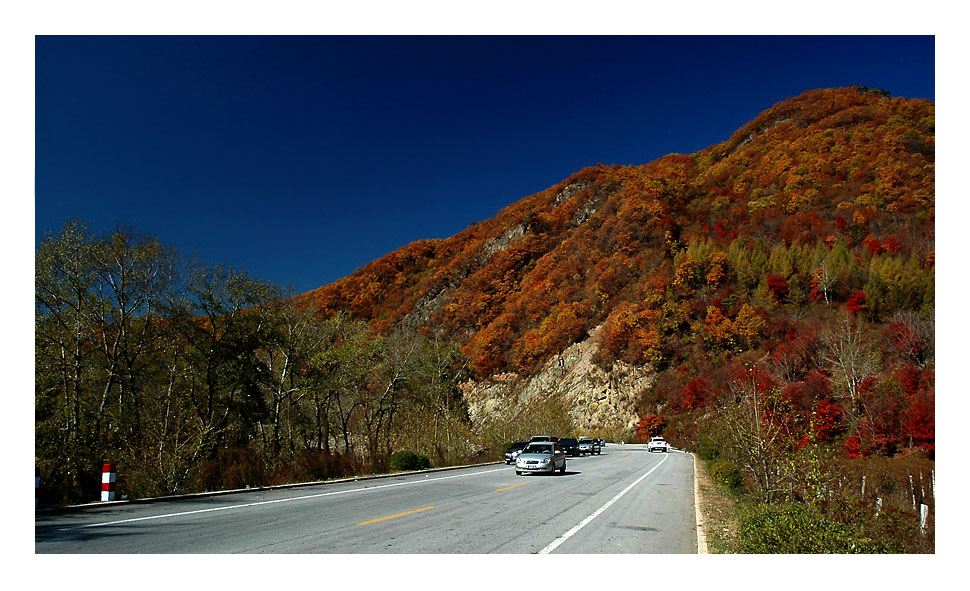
[35,445,697,554]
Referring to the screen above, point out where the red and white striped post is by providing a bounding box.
[101,463,117,502]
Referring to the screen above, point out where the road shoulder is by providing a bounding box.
[692,453,741,553]
[691,452,708,553]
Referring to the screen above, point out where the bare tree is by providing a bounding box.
[88,227,179,443]
[888,309,934,368]
[258,299,326,458]
[317,317,376,456]
[35,221,99,456]
[812,260,835,307]
[722,368,796,503]
[821,312,880,424]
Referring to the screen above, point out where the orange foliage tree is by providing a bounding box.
[636,414,666,441]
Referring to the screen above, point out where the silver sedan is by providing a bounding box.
[514,442,566,475]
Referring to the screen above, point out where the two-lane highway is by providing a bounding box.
[35,445,697,553]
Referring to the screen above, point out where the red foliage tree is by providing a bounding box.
[768,330,817,383]
[682,377,712,411]
[766,274,789,302]
[846,290,867,315]
[895,364,934,455]
[636,414,666,441]
[835,215,848,234]
[905,389,935,455]
[813,398,844,442]
[713,219,737,242]
[728,363,779,403]
[862,236,883,255]
[845,434,866,459]
[882,235,902,255]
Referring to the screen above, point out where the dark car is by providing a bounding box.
[559,438,580,456]
[578,437,601,455]
[529,435,559,443]
[505,442,528,464]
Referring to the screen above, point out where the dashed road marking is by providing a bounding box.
[357,506,434,526]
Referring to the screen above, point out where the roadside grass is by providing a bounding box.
[693,455,742,553]
[694,454,933,553]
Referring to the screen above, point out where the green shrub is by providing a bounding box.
[709,459,742,489]
[737,502,887,553]
[389,450,431,471]
[697,437,720,461]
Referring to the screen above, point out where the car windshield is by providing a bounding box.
[523,445,553,454]
[560,439,577,445]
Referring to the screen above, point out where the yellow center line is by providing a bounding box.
[495,482,528,492]
[356,505,435,526]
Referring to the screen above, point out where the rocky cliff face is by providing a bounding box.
[460,324,652,437]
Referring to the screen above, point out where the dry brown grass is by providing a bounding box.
[694,454,741,553]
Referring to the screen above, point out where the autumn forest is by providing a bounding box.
[35,87,934,551]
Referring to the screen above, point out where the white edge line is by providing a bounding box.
[60,467,508,531]
[539,453,669,554]
[692,452,709,554]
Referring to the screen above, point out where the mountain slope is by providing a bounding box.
[298,86,933,384]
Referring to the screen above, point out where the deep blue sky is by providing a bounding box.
[35,36,935,294]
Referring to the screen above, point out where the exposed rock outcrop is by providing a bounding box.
[460,324,652,436]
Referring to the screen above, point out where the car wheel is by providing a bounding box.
[516,470,522,475]
[560,462,566,473]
